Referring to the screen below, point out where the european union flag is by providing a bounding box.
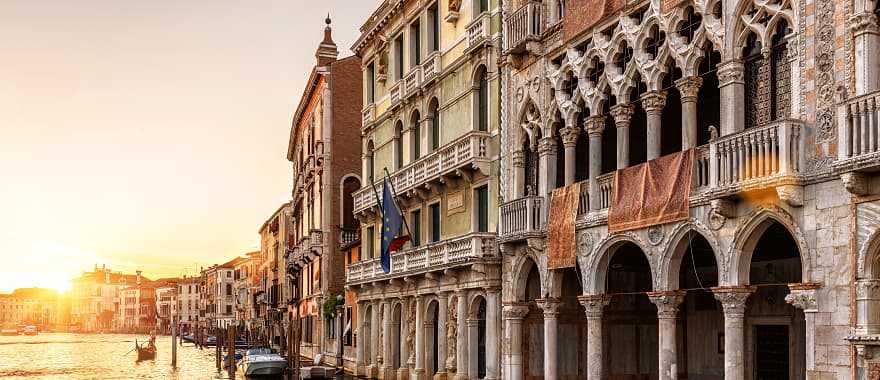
[380,178,409,273]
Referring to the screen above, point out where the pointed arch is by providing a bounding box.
[728,207,811,285]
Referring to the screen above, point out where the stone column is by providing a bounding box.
[503,303,530,380]
[717,61,745,136]
[584,116,605,211]
[356,301,368,376]
[610,104,634,169]
[435,293,449,380]
[485,288,501,380]
[536,298,561,380]
[712,286,755,380]
[648,291,686,380]
[578,295,609,380]
[466,318,479,379]
[512,150,526,198]
[851,12,880,94]
[676,77,703,149]
[382,300,395,380]
[538,136,557,201]
[455,291,468,380]
[370,300,382,378]
[785,283,820,372]
[641,91,667,160]
[560,126,581,186]
[856,280,880,335]
[413,296,426,380]
[399,298,411,380]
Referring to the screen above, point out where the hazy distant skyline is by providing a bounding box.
[0,0,377,292]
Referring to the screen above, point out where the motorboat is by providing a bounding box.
[203,335,217,346]
[0,328,18,336]
[135,340,156,361]
[22,326,37,336]
[237,347,287,376]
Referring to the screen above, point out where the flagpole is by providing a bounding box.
[383,168,414,241]
[369,177,384,219]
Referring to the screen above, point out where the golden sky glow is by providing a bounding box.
[0,0,376,293]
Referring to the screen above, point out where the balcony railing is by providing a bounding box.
[836,90,880,171]
[499,196,544,242]
[506,1,543,53]
[596,172,614,210]
[467,12,491,51]
[346,233,496,284]
[693,145,711,191]
[707,119,803,195]
[362,104,376,127]
[422,53,441,84]
[309,230,323,249]
[353,131,492,213]
[390,82,403,106]
[339,227,359,248]
[404,67,422,100]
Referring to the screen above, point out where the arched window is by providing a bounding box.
[394,121,404,169]
[411,111,422,160]
[770,20,791,121]
[743,32,763,130]
[523,135,539,196]
[475,66,489,131]
[366,140,375,183]
[429,98,440,151]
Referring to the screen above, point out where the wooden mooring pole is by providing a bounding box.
[171,315,177,368]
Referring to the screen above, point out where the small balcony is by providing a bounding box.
[362,103,376,127]
[835,90,880,174]
[339,227,359,249]
[499,196,544,243]
[346,232,496,284]
[309,229,324,250]
[390,82,403,107]
[506,1,543,54]
[404,67,422,100]
[466,12,491,52]
[422,52,442,85]
[353,131,493,213]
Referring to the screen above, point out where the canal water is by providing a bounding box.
[0,333,280,379]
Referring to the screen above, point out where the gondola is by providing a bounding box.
[135,339,156,361]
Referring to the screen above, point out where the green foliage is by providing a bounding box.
[322,293,344,320]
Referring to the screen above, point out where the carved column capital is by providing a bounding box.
[560,126,581,148]
[842,172,869,196]
[851,12,880,36]
[584,115,606,136]
[785,283,822,313]
[535,297,562,318]
[502,303,530,320]
[648,290,686,319]
[712,286,755,318]
[537,136,557,155]
[856,280,880,300]
[640,90,667,114]
[610,103,634,128]
[577,294,610,319]
[675,76,704,103]
[717,60,745,87]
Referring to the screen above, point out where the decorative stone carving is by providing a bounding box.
[675,76,703,102]
[856,280,880,300]
[446,0,462,23]
[610,104,634,127]
[502,303,530,320]
[535,297,561,318]
[512,150,526,168]
[712,286,755,318]
[577,231,593,255]
[584,115,606,136]
[538,136,557,155]
[814,0,837,144]
[640,91,667,114]
[377,304,384,365]
[647,225,665,246]
[578,294,610,319]
[776,185,804,207]
[446,296,457,371]
[717,61,744,86]
[406,301,415,366]
[850,12,880,36]
[648,291,686,319]
[785,283,821,312]
[842,172,869,196]
[560,126,581,148]
[707,199,734,230]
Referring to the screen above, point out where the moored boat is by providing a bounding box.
[135,340,156,361]
[22,326,37,336]
[237,347,287,376]
[0,328,18,336]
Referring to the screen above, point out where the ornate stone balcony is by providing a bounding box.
[403,66,422,100]
[466,12,491,52]
[706,119,805,204]
[422,52,441,85]
[835,90,880,194]
[339,227,359,249]
[499,195,544,243]
[362,103,376,128]
[353,131,492,213]
[390,81,403,107]
[346,232,496,285]
[505,1,543,54]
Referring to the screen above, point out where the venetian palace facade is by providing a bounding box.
[327,0,880,379]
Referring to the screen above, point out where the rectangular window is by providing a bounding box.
[366,227,375,259]
[410,21,421,67]
[413,122,421,160]
[411,209,422,247]
[395,35,404,80]
[476,185,489,232]
[226,305,232,315]
[366,63,376,103]
[430,4,440,52]
[430,203,441,243]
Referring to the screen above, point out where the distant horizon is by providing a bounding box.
[0,0,377,293]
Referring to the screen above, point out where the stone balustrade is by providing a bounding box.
[390,82,402,106]
[836,89,880,172]
[353,131,491,213]
[466,12,491,51]
[403,67,422,100]
[505,1,543,54]
[362,103,376,127]
[499,195,544,242]
[421,52,441,84]
[339,227,359,248]
[346,233,496,284]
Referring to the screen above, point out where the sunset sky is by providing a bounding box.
[0,0,377,293]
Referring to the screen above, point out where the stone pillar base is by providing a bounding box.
[396,367,410,380]
[356,365,369,377]
[380,366,396,380]
[453,372,468,380]
[411,368,426,380]
[366,365,379,379]
[433,371,448,380]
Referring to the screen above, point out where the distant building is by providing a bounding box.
[0,287,62,330]
[154,278,180,334]
[176,275,201,333]
[257,202,292,350]
[116,271,156,333]
[70,265,144,332]
[233,251,260,333]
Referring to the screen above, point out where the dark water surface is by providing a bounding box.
[0,333,262,379]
